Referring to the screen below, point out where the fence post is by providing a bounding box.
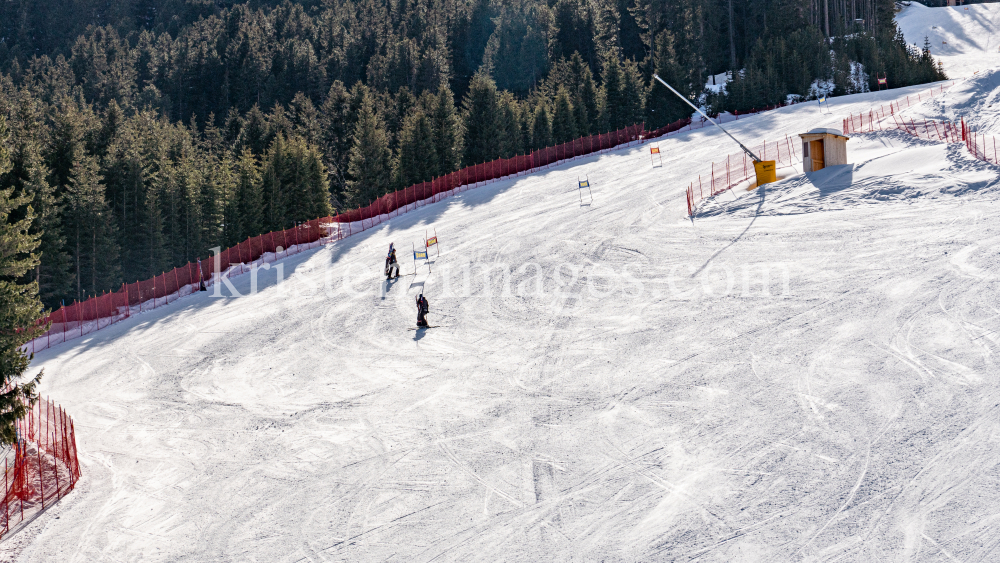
[36,447,42,511]
[62,408,71,488]
[53,432,60,500]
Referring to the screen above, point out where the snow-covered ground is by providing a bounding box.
[7,77,1000,562]
[902,65,1000,138]
[897,1,1000,78]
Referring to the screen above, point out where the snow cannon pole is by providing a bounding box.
[652,74,761,163]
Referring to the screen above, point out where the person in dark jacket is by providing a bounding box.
[385,245,399,280]
[416,294,429,327]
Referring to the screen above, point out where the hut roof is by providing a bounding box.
[800,128,850,140]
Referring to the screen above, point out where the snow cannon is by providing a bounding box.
[799,128,850,173]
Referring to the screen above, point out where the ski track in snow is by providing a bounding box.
[5,75,1000,561]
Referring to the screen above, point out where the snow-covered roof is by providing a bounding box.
[805,127,848,137]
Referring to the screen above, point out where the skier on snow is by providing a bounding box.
[416,294,429,327]
[385,243,400,280]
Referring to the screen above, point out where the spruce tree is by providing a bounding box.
[497,93,524,159]
[599,56,624,132]
[519,106,533,155]
[17,144,70,309]
[620,60,646,129]
[567,53,594,135]
[482,3,551,95]
[551,87,577,144]
[462,73,501,166]
[63,153,119,300]
[276,137,332,225]
[430,85,462,177]
[396,110,438,188]
[531,104,552,151]
[2,103,72,310]
[234,149,263,242]
[319,81,355,203]
[579,66,600,135]
[646,30,691,129]
[0,115,44,445]
[216,155,239,248]
[346,94,393,207]
[240,105,271,157]
[260,135,288,232]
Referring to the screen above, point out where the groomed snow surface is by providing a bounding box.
[7,78,1000,560]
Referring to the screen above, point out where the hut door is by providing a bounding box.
[810,140,825,171]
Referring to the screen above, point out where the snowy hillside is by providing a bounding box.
[7,79,1000,562]
[897,1,1000,78]
[902,66,1000,137]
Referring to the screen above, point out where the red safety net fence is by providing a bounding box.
[842,83,952,135]
[685,137,802,216]
[963,120,1000,165]
[1,396,80,539]
[845,106,964,141]
[842,85,1000,166]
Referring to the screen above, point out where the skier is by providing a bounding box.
[416,294,429,327]
[385,244,400,280]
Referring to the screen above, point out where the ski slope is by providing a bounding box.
[6,79,1000,561]
[897,1,1000,79]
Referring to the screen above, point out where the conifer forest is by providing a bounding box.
[0,0,944,309]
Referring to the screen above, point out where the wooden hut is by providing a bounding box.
[799,128,849,173]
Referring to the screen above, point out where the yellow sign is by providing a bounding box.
[579,180,590,188]
[426,237,438,247]
[414,250,428,260]
[650,147,660,154]
[753,160,777,186]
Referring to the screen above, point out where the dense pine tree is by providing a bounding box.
[396,111,438,188]
[551,88,577,144]
[531,104,552,151]
[646,30,691,129]
[430,85,462,177]
[233,149,264,243]
[462,74,501,166]
[0,114,44,444]
[345,95,393,207]
[497,93,525,159]
[63,153,119,301]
